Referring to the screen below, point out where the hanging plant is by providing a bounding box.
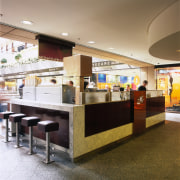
[1,58,7,64]
[15,54,22,61]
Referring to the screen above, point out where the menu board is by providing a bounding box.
[120,76,128,84]
[98,74,106,83]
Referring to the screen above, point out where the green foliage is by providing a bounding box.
[1,58,7,64]
[15,54,22,60]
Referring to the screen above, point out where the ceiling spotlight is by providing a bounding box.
[61,32,69,36]
[21,20,33,25]
[88,41,95,44]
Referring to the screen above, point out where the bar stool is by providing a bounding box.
[21,116,40,155]
[0,111,15,143]
[9,113,26,148]
[38,120,59,164]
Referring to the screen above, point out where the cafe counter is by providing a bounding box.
[9,90,165,162]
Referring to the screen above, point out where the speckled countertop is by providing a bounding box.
[10,98,81,111]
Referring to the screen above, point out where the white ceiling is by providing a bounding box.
[0,0,179,65]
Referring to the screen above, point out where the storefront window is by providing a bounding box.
[156,67,180,111]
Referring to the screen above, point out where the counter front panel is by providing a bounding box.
[20,105,69,148]
[146,96,165,117]
[85,100,131,137]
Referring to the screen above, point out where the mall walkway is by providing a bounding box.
[0,113,180,180]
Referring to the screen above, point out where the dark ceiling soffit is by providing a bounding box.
[36,34,75,48]
[155,63,180,68]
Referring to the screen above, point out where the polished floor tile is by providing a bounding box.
[1,113,180,179]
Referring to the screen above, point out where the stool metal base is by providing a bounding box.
[14,122,23,149]
[2,119,11,143]
[2,140,11,143]
[27,126,35,155]
[42,160,54,164]
[28,151,36,155]
[14,144,23,148]
[43,132,54,164]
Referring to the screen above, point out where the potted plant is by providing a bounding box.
[1,58,7,64]
[15,54,22,61]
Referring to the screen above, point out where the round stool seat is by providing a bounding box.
[0,112,14,119]
[21,117,40,127]
[9,113,26,123]
[9,113,26,148]
[38,120,59,132]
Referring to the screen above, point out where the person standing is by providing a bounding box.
[126,84,131,91]
[138,80,148,91]
[19,79,25,88]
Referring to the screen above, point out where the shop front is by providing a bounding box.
[156,65,180,112]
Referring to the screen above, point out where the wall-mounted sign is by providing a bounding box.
[92,61,122,67]
[36,35,75,61]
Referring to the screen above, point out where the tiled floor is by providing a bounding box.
[1,113,180,180]
[166,112,180,122]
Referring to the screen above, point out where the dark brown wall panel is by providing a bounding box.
[85,101,131,137]
[20,106,69,148]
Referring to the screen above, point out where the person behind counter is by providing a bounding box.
[19,79,25,99]
[84,81,89,91]
[66,81,75,104]
[138,80,148,91]
[69,81,74,86]
[126,84,131,91]
[19,79,25,88]
[50,79,57,84]
[120,87,124,91]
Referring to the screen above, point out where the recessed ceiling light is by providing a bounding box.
[21,20,33,25]
[88,41,95,44]
[61,32,69,36]
[176,49,180,52]
[109,48,114,50]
